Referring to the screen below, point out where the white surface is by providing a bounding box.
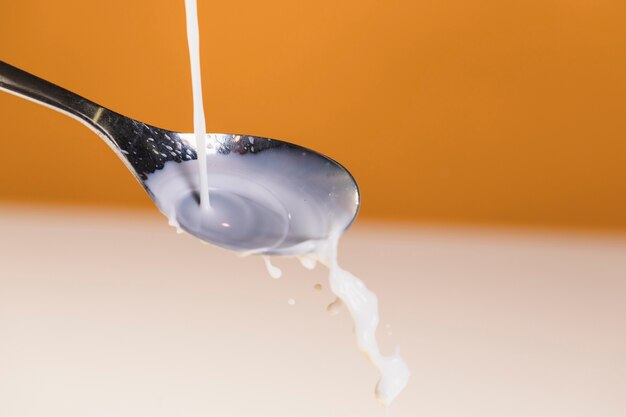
[1,205,626,417]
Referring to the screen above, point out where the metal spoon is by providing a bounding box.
[0,61,360,255]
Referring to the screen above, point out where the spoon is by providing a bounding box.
[0,61,360,255]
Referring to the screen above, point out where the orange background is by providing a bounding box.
[1,0,626,230]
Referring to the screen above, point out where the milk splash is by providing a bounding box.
[307,231,410,404]
[258,231,410,403]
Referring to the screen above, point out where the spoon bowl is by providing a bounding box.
[0,61,360,255]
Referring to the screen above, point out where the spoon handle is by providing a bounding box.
[0,60,197,181]
[0,60,113,138]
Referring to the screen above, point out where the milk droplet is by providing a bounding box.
[298,255,317,270]
[326,297,343,316]
[262,256,282,279]
[287,298,296,306]
[167,213,184,234]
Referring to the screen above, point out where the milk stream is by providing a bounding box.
[184,0,210,210]
[309,231,410,405]
[266,232,411,403]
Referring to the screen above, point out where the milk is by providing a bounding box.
[263,232,411,404]
[184,0,210,210]
[180,0,409,406]
[262,256,283,279]
[312,232,410,404]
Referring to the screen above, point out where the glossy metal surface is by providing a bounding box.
[0,60,360,255]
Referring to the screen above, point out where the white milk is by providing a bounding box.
[184,0,210,210]
[262,256,283,279]
[179,0,409,406]
[310,232,410,405]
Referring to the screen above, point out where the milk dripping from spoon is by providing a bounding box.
[182,0,409,405]
[0,0,410,405]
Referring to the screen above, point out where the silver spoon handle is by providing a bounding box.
[0,60,112,137]
[0,60,197,181]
